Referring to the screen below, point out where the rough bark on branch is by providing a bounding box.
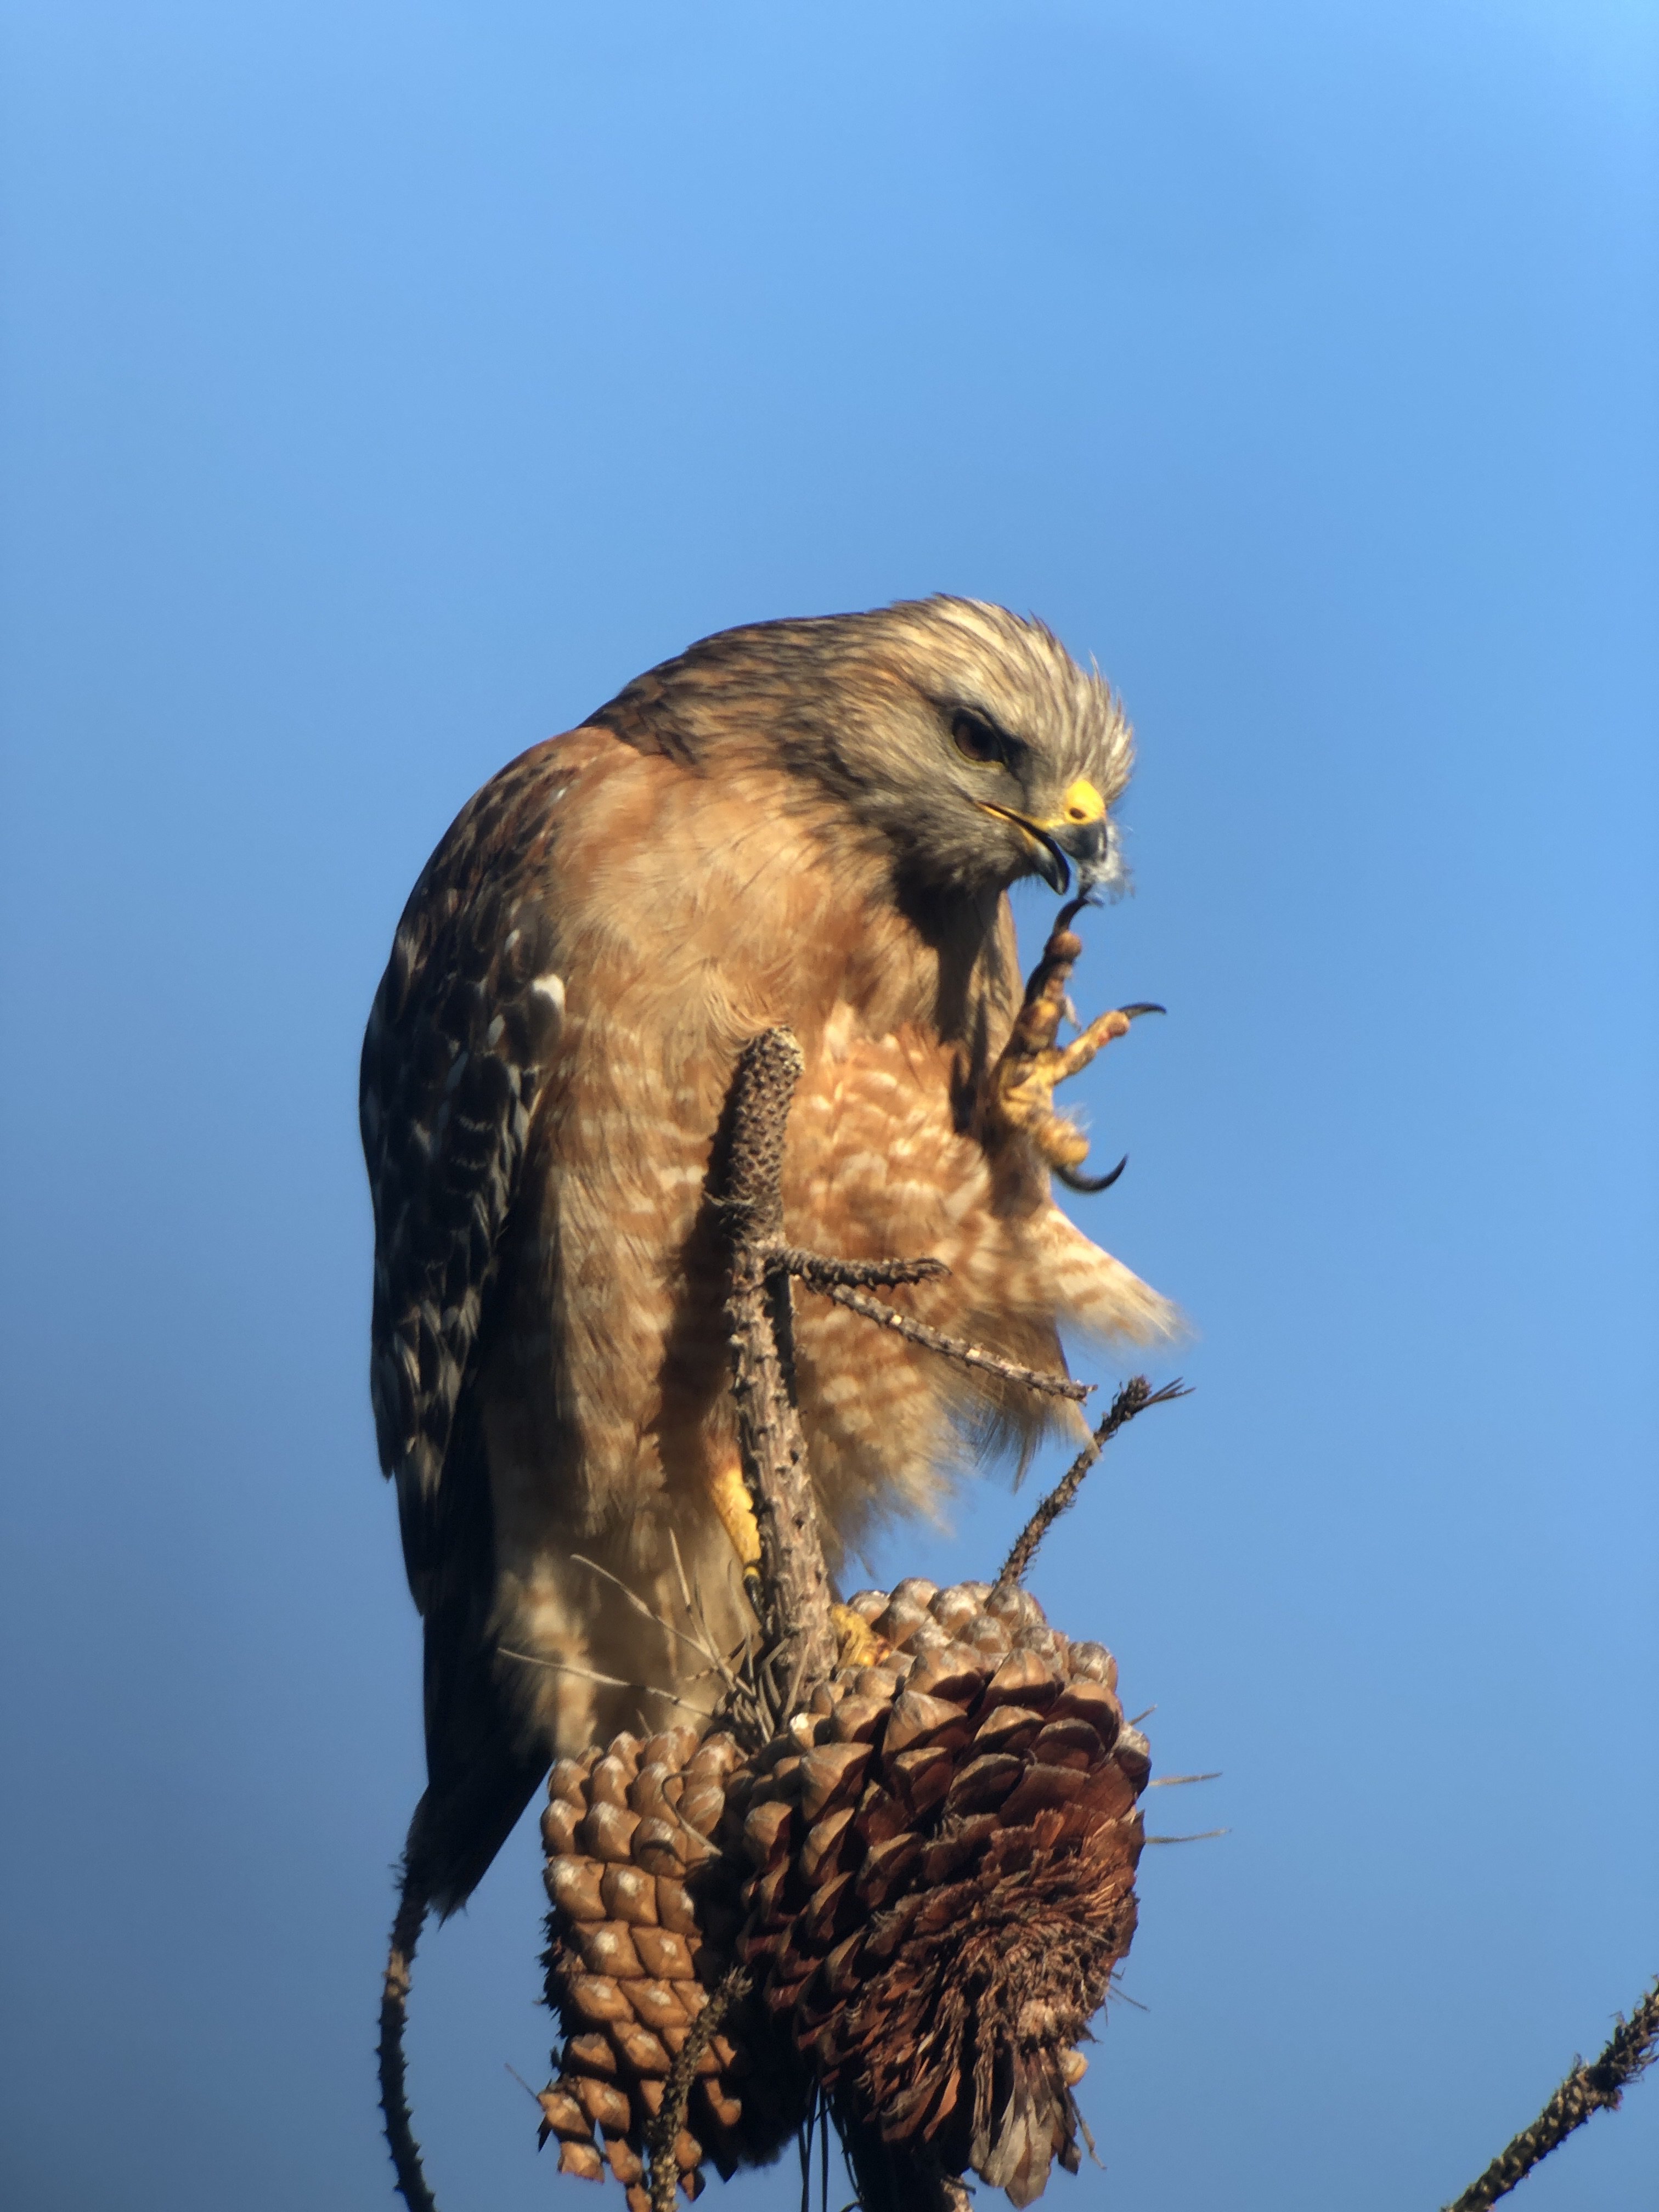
[720,1027,840,1726]
[791,1259,1090,1403]
[646,1968,752,2212]
[996,1376,1188,1593]
[1443,1976,1659,2211]
[380,1866,437,2212]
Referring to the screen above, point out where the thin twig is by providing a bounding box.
[379,1861,437,2212]
[780,1248,949,1291]
[795,1271,1090,1403]
[829,2098,974,2212]
[646,1967,752,2212]
[995,1376,1189,1590]
[1443,1977,1659,2211]
[496,1649,716,1714]
[567,1552,734,1672]
[667,1526,770,1750]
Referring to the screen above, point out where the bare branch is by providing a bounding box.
[496,1648,714,1713]
[794,1268,1090,1403]
[995,1376,1189,1590]
[379,1865,437,2212]
[646,1967,752,2212]
[567,1551,732,1672]
[1443,1977,1659,2211]
[720,1028,840,1726]
[780,1248,949,1291]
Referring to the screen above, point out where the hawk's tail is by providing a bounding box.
[379,1837,438,2212]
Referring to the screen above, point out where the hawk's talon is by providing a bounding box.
[1055,1152,1128,1195]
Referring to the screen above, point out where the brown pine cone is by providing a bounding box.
[731,1578,1144,2207]
[538,1723,808,2209]
[541,1580,1147,2208]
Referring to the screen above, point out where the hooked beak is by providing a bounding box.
[979,778,1110,896]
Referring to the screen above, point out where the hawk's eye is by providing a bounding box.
[952,711,1007,766]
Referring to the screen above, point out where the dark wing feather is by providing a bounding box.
[359,744,568,1612]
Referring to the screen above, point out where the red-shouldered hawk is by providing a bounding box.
[362,598,1173,1914]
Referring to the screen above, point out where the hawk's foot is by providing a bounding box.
[985,899,1162,1190]
[708,1460,761,1567]
[831,1602,889,1669]
[709,1463,896,1659]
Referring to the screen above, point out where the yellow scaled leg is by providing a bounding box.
[707,1458,763,1574]
[985,904,1160,1192]
[706,1455,766,1623]
[706,1456,888,1665]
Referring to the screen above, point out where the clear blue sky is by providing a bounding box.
[2,5,1654,2209]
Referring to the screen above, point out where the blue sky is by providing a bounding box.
[1,4,1654,2209]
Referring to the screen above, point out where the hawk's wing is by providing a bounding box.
[359,743,568,1612]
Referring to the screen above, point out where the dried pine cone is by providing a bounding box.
[733,1577,1144,2206]
[538,1723,806,2209]
[541,1579,1147,2208]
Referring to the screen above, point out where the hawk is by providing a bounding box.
[362,597,1173,1917]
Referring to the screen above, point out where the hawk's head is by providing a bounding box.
[591,597,1133,901]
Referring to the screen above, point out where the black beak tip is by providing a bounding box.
[1040,848,1073,895]
[1027,830,1072,895]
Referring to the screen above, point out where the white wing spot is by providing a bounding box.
[532,973,566,1014]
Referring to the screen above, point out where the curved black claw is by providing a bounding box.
[1054,1152,1128,1195]
[1117,1002,1166,1020]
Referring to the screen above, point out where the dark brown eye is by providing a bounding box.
[952,710,1006,766]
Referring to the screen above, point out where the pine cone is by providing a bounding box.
[538,1723,808,2209]
[541,1581,1147,2208]
[731,1577,1144,2207]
